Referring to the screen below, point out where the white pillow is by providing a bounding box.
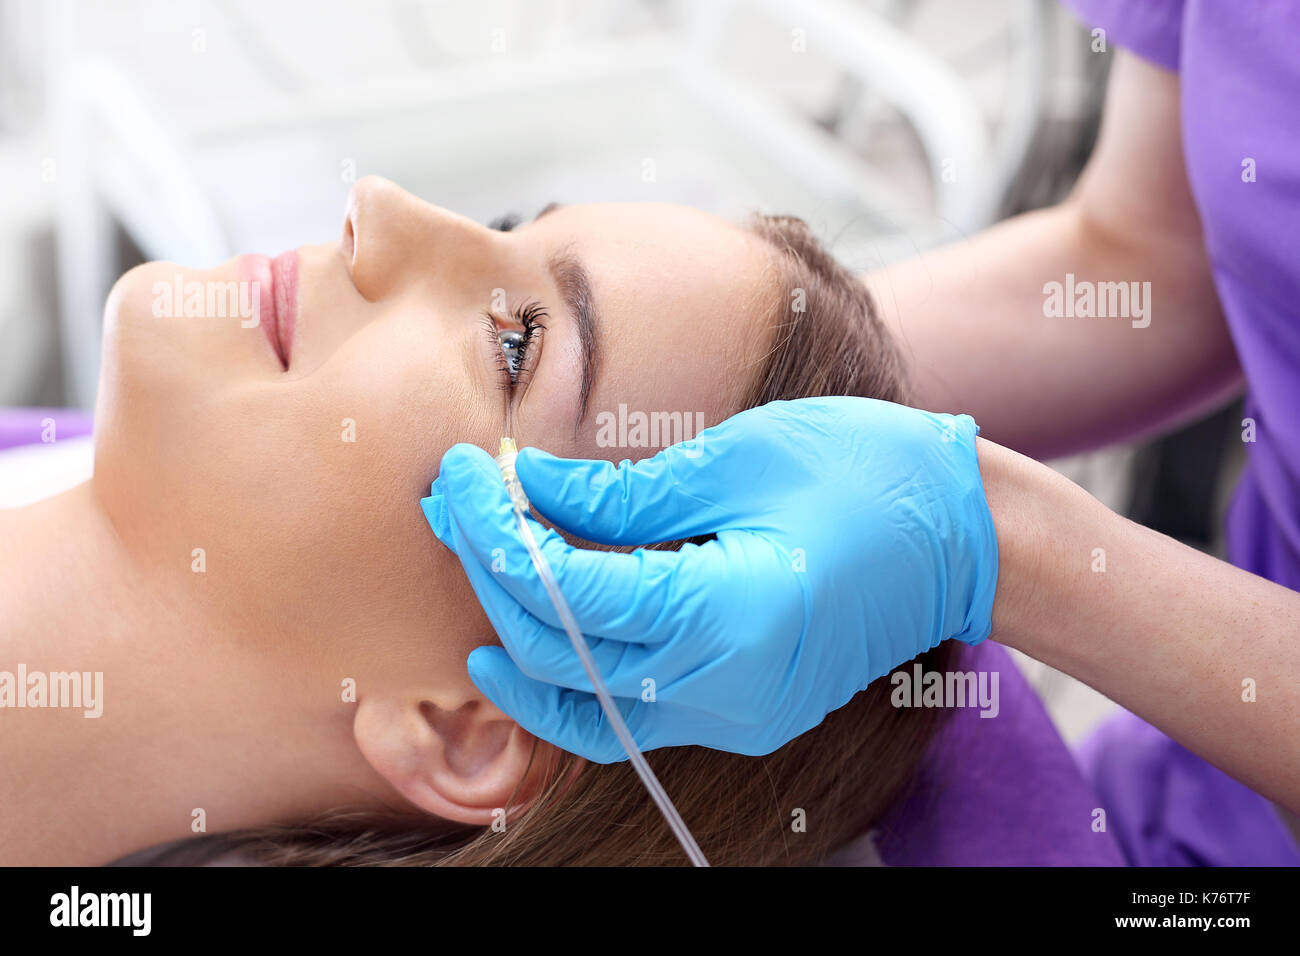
[0,435,94,508]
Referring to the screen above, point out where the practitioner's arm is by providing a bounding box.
[980,437,1300,812]
[864,51,1242,459]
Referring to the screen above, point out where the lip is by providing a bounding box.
[239,250,298,370]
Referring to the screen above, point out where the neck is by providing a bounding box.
[0,482,392,865]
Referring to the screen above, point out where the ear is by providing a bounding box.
[353,689,551,825]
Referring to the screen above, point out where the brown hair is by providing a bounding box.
[214,214,957,866]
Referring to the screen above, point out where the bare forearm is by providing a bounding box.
[866,52,1244,459]
[979,438,1300,811]
[866,204,1241,458]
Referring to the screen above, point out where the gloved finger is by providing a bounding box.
[435,442,516,550]
[514,440,744,546]
[441,442,719,643]
[467,646,643,763]
[444,488,743,700]
[419,486,454,554]
[446,519,707,694]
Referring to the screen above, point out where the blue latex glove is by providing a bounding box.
[421,396,998,762]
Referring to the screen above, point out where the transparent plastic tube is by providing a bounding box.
[497,439,709,867]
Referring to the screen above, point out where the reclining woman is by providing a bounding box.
[1,177,962,866]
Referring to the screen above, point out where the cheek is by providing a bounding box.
[98,310,499,657]
[215,333,479,636]
[257,334,503,681]
[94,262,269,565]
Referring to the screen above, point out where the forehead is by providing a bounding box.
[524,203,778,457]
[528,202,774,311]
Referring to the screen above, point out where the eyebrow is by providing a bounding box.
[488,202,562,233]
[534,201,563,222]
[548,247,601,431]
[489,202,598,428]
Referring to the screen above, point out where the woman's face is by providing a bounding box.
[93,178,776,819]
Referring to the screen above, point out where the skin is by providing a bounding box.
[866,52,1242,459]
[868,52,1300,811]
[0,179,774,865]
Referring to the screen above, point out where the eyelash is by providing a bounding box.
[482,300,547,392]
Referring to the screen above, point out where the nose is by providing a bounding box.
[341,176,492,301]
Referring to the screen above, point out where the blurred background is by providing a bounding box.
[0,0,1245,738]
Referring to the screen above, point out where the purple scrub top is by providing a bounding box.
[1060,0,1300,590]
[1057,0,1300,865]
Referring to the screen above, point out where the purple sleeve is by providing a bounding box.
[1060,0,1185,71]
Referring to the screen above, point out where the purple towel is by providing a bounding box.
[875,641,1126,865]
[874,640,1299,865]
[0,407,93,451]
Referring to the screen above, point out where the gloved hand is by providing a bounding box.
[421,396,998,762]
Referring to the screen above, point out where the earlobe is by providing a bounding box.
[353,691,547,825]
